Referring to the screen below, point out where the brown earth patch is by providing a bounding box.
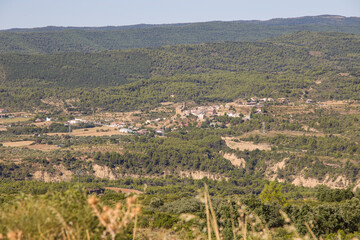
[309,51,323,57]
[223,137,271,151]
[33,165,73,182]
[27,144,60,151]
[46,126,128,137]
[2,141,34,147]
[92,164,117,180]
[338,72,350,77]
[33,121,53,127]
[222,153,245,168]
[292,174,350,189]
[104,187,143,194]
[160,102,174,106]
[0,117,29,124]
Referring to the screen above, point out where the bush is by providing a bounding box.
[152,213,178,229]
[160,198,202,214]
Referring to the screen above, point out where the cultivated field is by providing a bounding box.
[0,117,29,124]
[2,141,34,147]
[46,126,130,137]
[27,144,60,151]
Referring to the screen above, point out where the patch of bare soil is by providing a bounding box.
[266,158,287,181]
[46,126,126,137]
[104,187,143,194]
[0,117,30,124]
[33,121,52,127]
[33,165,73,182]
[160,102,174,106]
[309,51,323,57]
[222,153,245,168]
[27,144,60,151]
[2,141,34,147]
[92,164,117,180]
[321,100,348,106]
[223,137,271,151]
[338,72,350,77]
[301,125,319,132]
[292,174,350,189]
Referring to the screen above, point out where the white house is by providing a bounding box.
[119,128,133,133]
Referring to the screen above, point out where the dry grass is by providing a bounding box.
[27,144,60,151]
[32,121,53,127]
[201,184,323,240]
[0,117,29,124]
[46,126,128,137]
[0,191,141,240]
[2,141,34,147]
[88,195,140,240]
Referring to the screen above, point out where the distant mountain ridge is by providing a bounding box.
[0,15,359,53]
[2,15,360,32]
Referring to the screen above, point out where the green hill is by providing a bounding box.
[0,15,360,53]
[0,31,359,111]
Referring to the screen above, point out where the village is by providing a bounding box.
[0,97,317,138]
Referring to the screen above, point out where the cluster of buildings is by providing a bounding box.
[67,118,89,125]
[243,97,314,105]
[145,118,165,125]
[109,122,126,128]
[243,97,274,107]
[174,103,219,121]
[119,127,164,135]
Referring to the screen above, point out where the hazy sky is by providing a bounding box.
[0,0,359,30]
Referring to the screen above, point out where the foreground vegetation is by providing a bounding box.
[0,181,360,239]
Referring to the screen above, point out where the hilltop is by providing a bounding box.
[0,15,359,53]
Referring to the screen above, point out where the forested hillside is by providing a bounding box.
[0,15,360,53]
[0,31,359,111]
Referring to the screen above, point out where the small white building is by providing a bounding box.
[119,128,133,133]
[227,113,240,118]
